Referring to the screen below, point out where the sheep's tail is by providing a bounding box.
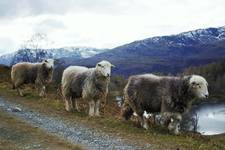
[121,102,133,120]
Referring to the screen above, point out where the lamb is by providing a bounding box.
[11,59,54,97]
[122,74,209,129]
[61,60,114,116]
[143,111,182,134]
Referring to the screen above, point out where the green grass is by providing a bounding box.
[0,81,225,150]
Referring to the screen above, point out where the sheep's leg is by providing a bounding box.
[88,100,95,116]
[143,117,149,129]
[94,100,101,116]
[71,98,75,110]
[39,86,46,97]
[134,113,148,129]
[161,97,172,112]
[71,99,80,112]
[35,80,41,95]
[129,102,148,129]
[15,80,24,96]
[17,87,24,97]
[102,94,107,112]
[75,100,80,112]
[136,115,149,129]
[65,97,72,112]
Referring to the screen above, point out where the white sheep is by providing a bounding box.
[61,60,114,116]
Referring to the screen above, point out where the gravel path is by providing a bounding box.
[0,97,152,150]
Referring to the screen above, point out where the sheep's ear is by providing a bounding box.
[111,64,115,68]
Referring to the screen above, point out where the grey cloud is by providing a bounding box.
[0,0,121,19]
[33,18,66,33]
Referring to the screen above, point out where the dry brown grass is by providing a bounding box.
[0,81,225,150]
[0,64,225,150]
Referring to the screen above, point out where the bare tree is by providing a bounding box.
[21,33,52,50]
[192,112,199,132]
[180,111,200,133]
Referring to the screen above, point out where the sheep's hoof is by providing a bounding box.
[19,93,24,97]
[95,114,101,117]
[143,123,149,130]
[65,108,72,112]
[89,113,95,117]
[39,93,45,97]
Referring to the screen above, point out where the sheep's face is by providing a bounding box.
[43,59,54,69]
[168,118,181,135]
[189,75,209,99]
[42,59,54,83]
[96,60,115,77]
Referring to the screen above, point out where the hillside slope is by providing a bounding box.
[60,27,225,76]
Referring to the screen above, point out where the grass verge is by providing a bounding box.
[0,81,225,150]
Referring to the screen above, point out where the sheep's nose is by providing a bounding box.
[106,73,110,77]
[205,94,209,98]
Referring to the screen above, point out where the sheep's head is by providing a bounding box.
[42,59,54,83]
[42,59,54,69]
[96,60,115,77]
[168,114,182,135]
[188,75,209,99]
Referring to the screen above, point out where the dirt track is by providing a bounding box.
[0,110,83,150]
[0,97,151,150]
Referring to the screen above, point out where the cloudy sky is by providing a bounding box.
[0,0,225,55]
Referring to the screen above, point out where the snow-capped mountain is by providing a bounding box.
[0,47,107,66]
[66,26,225,76]
[1,26,225,76]
[0,52,15,66]
[115,26,225,51]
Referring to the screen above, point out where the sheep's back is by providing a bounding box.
[62,66,88,85]
[125,74,169,113]
[61,66,88,97]
[11,63,38,83]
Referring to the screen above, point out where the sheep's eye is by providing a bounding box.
[97,64,102,67]
[44,60,48,63]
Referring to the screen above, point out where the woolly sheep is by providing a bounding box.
[61,60,114,116]
[122,74,209,129]
[11,59,54,97]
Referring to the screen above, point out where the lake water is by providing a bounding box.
[184,101,225,135]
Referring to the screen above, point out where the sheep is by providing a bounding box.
[61,60,114,116]
[122,74,209,130]
[143,111,182,134]
[11,59,54,97]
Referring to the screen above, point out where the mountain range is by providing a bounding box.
[0,47,107,66]
[61,26,225,76]
[1,26,225,78]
